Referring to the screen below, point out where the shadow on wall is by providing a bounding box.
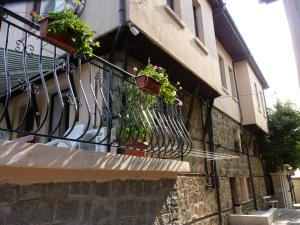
[0,179,178,225]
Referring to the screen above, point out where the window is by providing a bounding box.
[167,0,175,10]
[254,83,261,111]
[218,55,227,90]
[39,0,79,15]
[192,1,205,44]
[233,128,241,152]
[229,67,237,99]
[260,91,267,116]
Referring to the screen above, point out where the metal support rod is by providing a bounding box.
[246,134,258,210]
[206,98,222,225]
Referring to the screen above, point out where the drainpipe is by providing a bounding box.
[106,0,127,152]
[109,0,127,62]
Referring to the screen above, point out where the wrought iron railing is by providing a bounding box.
[0,5,192,159]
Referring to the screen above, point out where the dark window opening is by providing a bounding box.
[167,0,174,10]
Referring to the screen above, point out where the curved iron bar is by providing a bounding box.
[158,101,179,156]
[74,58,91,140]
[146,104,167,157]
[85,64,103,142]
[154,104,177,157]
[14,35,33,131]
[31,39,50,134]
[155,103,177,157]
[143,101,165,156]
[62,54,79,138]
[0,24,11,124]
[93,67,112,145]
[174,105,193,156]
[165,104,184,157]
[48,47,65,136]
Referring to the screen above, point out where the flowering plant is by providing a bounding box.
[133,59,182,104]
[32,9,99,57]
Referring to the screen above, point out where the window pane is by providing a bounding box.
[254,83,261,111]
[229,67,237,98]
[219,55,227,89]
[192,2,205,44]
[167,0,174,10]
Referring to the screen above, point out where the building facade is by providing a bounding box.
[0,0,269,224]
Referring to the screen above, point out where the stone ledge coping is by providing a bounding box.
[229,208,277,225]
[0,140,190,173]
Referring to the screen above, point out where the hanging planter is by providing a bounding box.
[34,9,99,57]
[132,59,182,104]
[121,141,147,157]
[39,18,76,54]
[134,75,161,96]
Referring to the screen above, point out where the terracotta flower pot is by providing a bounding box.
[121,141,147,157]
[134,75,161,96]
[39,18,76,54]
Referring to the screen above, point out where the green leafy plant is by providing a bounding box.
[34,9,99,57]
[134,59,182,104]
[120,83,156,145]
[261,100,300,173]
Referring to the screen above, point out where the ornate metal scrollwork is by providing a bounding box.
[67,93,82,107]
[17,79,39,95]
[15,40,34,57]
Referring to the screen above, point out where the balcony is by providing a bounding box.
[0,6,196,163]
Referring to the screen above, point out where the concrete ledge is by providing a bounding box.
[229,208,277,225]
[164,5,186,29]
[194,37,209,55]
[0,140,190,184]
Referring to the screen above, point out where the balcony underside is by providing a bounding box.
[94,28,221,99]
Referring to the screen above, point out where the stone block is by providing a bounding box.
[53,200,79,222]
[0,184,16,204]
[17,184,43,201]
[94,182,111,198]
[6,199,52,225]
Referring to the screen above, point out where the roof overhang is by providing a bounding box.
[208,0,269,89]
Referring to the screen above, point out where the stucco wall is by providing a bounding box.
[128,0,222,95]
[214,41,241,124]
[235,61,268,133]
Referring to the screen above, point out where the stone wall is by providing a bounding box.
[0,180,178,225]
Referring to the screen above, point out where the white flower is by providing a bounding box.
[133,67,138,73]
[176,98,183,106]
[176,81,181,85]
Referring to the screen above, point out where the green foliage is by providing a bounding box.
[136,59,181,104]
[120,82,156,145]
[261,100,300,172]
[44,9,99,57]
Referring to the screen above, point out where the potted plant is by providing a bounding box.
[33,9,99,57]
[118,83,156,157]
[133,59,181,104]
